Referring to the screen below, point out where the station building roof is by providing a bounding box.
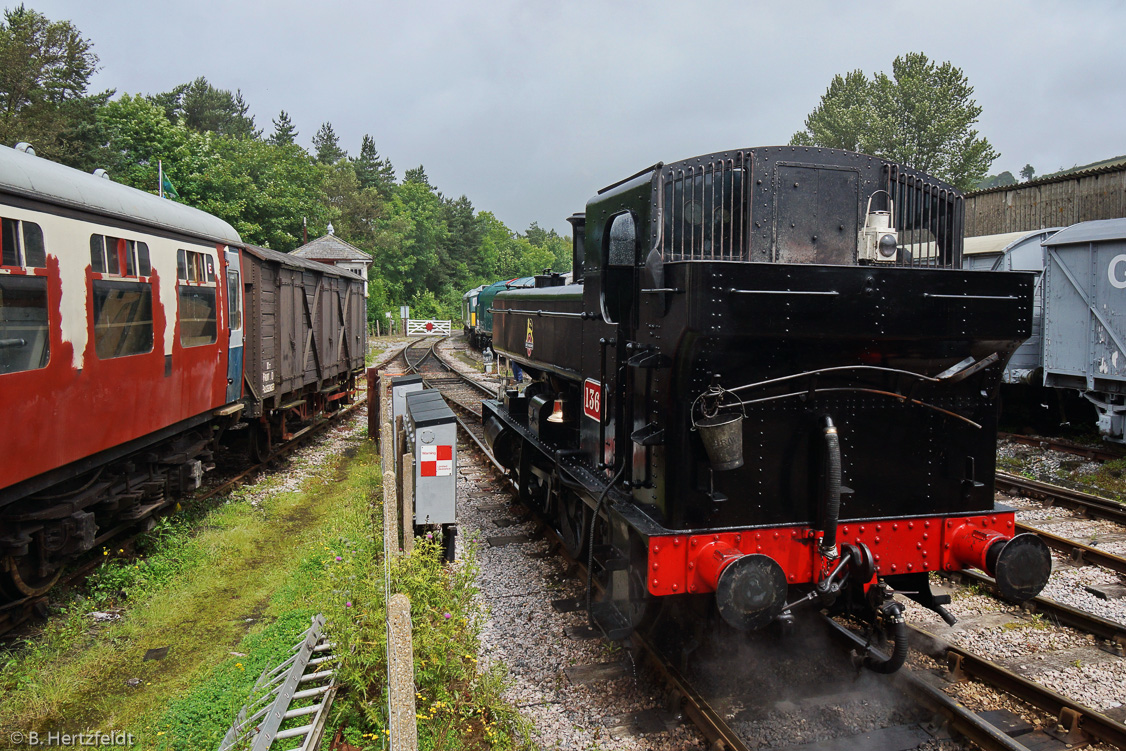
[290,232,372,262]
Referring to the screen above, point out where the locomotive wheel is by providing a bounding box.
[556,495,588,559]
[0,554,61,600]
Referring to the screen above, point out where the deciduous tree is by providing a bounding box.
[0,5,104,162]
[791,53,997,191]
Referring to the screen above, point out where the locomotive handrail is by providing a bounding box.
[923,293,1022,301]
[726,364,942,393]
[488,307,586,319]
[731,387,982,428]
[727,288,840,296]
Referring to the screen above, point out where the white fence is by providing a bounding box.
[405,319,451,336]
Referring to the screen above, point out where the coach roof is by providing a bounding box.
[0,144,242,245]
[1044,217,1126,247]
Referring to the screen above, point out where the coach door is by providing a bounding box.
[225,247,244,403]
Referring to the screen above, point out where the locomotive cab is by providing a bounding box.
[483,146,1051,670]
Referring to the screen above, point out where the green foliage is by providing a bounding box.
[148,77,259,139]
[268,109,297,145]
[976,171,1018,190]
[353,134,396,196]
[327,527,532,750]
[791,52,998,191]
[155,609,318,749]
[0,4,104,163]
[1020,163,1036,182]
[313,121,347,164]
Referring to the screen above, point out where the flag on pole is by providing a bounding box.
[161,173,179,199]
[158,159,179,199]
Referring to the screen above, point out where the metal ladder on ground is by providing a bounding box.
[218,614,338,751]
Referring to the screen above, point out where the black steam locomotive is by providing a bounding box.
[481,146,1051,672]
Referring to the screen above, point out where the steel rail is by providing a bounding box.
[821,616,1033,751]
[945,568,1126,652]
[909,624,1126,750]
[997,471,1126,525]
[1017,523,1126,577]
[998,432,1126,463]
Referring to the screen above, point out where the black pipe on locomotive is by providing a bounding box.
[479,146,1052,670]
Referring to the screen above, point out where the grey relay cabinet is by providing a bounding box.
[390,374,424,457]
[403,388,458,561]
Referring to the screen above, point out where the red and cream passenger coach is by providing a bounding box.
[0,144,366,600]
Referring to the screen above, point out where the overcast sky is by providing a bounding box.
[26,0,1126,234]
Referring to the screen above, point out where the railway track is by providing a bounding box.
[996,472,1126,577]
[390,337,1126,751]
[999,433,1126,463]
[0,396,367,640]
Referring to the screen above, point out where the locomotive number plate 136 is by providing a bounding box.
[583,379,602,421]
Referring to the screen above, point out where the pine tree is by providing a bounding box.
[312,122,347,164]
[352,134,396,194]
[269,110,297,145]
[404,164,432,189]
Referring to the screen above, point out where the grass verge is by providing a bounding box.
[0,431,531,750]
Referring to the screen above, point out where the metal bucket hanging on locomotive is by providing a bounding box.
[694,411,744,471]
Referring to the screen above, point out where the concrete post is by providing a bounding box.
[387,593,418,751]
[401,453,414,555]
[381,420,394,477]
[383,471,397,557]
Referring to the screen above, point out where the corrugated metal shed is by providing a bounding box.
[964,161,1126,237]
[0,144,241,244]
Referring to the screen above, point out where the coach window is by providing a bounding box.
[227,268,242,331]
[0,274,50,374]
[88,234,155,359]
[91,235,152,279]
[92,280,153,358]
[178,249,218,347]
[0,216,51,374]
[2,216,47,269]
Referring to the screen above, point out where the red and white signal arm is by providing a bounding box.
[583,379,602,421]
[420,445,453,477]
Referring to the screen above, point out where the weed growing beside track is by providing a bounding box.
[0,425,530,751]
